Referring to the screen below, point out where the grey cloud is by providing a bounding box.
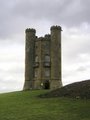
[0,0,90,38]
[62,27,90,64]
[13,0,90,25]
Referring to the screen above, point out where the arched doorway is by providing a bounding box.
[44,80,50,89]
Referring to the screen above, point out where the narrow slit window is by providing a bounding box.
[35,55,39,62]
[34,70,38,77]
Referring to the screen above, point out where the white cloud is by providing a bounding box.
[62,24,90,85]
[0,38,24,93]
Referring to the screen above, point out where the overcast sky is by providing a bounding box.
[0,0,90,93]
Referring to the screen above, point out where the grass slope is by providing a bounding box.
[39,80,90,99]
[0,90,90,120]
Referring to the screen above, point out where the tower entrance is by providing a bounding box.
[44,80,50,89]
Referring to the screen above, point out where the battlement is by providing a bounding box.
[37,37,45,41]
[50,25,62,31]
[25,28,36,33]
[44,34,51,39]
[36,35,50,41]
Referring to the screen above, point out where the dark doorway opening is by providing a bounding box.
[44,80,50,89]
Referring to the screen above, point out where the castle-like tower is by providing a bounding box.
[23,25,62,90]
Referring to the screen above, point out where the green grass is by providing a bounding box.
[0,90,90,120]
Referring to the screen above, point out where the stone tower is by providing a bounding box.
[23,25,62,90]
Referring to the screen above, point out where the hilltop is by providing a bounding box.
[39,80,90,99]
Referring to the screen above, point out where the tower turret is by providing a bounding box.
[50,25,62,89]
[24,28,36,90]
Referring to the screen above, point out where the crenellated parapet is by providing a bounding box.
[37,37,45,41]
[25,28,36,33]
[44,34,51,39]
[50,25,62,31]
[38,37,44,40]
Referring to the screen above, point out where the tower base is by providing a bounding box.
[23,80,34,90]
[50,80,62,90]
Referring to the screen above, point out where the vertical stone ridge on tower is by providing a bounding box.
[50,26,62,89]
[24,28,36,90]
[23,25,62,90]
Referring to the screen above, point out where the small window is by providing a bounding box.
[35,55,39,62]
[33,62,39,67]
[34,70,38,77]
[45,69,50,77]
[44,55,50,67]
[45,55,50,62]
[43,62,50,67]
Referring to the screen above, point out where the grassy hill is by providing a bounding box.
[0,89,90,120]
[39,80,90,99]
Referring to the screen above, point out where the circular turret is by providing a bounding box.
[50,25,62,89]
